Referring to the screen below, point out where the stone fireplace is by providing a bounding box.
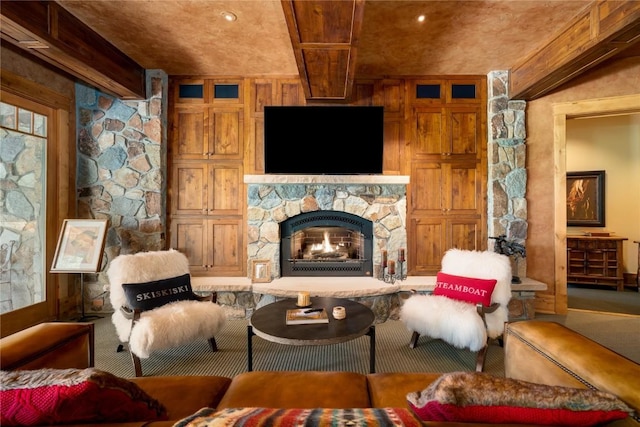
[245,175,409,281]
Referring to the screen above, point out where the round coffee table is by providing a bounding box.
[248,296,376,372]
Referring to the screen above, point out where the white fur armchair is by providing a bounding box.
[107,249,226,376]
[400,248,512,371]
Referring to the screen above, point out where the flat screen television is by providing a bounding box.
[264,105,384,174]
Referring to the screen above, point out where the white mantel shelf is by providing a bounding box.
[192,276,547,298]
[244,174,410,185]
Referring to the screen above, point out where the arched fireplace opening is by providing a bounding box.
[280,211,373,277]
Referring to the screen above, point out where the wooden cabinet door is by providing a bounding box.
[410,217,482,275]
[172,107,209,159]
[209,108,243,159]
[410,217,445,275]
[412,106,481,160]
[171,218,210,274]
[208,163,244,215]
[208,219,244,275]
[448,106,481,158]
[411,160,480,215]
[171,162,208,215]
[170,218,244,275]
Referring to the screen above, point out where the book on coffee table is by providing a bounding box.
[286,308,329,325]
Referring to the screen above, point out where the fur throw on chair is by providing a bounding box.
[107,249,226,359]
[400,249,512,352]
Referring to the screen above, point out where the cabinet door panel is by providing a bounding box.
[411,162,443,214]
[172,164,207,215]
[173,108,208,159]
[410,218,445,275]
[171,220,209,273]
[211,109,243,158]
[210,220,243,274]
[413,108,443,156]
[210,164,243,215]
[449,219,482,251]
[449,107,479,156]
[450,162,479,212]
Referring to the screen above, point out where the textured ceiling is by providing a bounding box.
[57,0,614,77]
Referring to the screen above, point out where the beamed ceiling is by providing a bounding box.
[2,0,639,101]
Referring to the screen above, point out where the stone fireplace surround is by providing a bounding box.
[245,174,409,280]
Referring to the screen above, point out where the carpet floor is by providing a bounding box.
[93,316,505,379]
[92,310,640,379]
[568,284,640,315]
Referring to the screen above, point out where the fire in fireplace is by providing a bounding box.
[280,211,373,277]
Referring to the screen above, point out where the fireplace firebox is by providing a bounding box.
[280,211,373,277]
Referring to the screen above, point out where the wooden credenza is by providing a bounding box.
[567,236,628,291]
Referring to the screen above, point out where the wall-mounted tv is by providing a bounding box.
[264,105,384,174]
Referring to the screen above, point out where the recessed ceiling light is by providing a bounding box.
[417,15,426,23]
[221,11,237,22]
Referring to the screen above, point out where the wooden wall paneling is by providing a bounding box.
[375,79,404,118]
[352,81,375,105]
[278,79,306,106]
[383,119,402,175]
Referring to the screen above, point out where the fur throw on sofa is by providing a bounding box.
[107,250,226,359]
[400,249,512,352]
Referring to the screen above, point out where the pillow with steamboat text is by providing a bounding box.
[122,273,198,311]
[407,371,633,426]
[434,272,496,306]
[0,368,167,426]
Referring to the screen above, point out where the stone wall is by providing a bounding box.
[75,71,168,314]
[487,70,528,278]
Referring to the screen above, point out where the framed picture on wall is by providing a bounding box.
[566,170,605,227]
[51,219,109,273]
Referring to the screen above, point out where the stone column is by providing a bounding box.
[75,70,168,314]
[487,70,528,278]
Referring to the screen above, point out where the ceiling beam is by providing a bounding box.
[281,0,365,102]
[0,1,146,99]
[510,0,640,101]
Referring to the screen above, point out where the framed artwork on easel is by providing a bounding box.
[50,219,108,273]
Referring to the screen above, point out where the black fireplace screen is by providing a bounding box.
[280,211,373,277]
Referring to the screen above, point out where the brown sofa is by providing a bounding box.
[1,320,638,426]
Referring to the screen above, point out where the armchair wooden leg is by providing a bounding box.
[208,336,218,352]
[130,351,142,377]
[409,331,420,349]
[475,344,488,372]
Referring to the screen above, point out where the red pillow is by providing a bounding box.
[407,372,632,427]
[0,368,167,426]
[434,272,497,306]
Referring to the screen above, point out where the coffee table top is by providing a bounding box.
[250,296,375,346]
